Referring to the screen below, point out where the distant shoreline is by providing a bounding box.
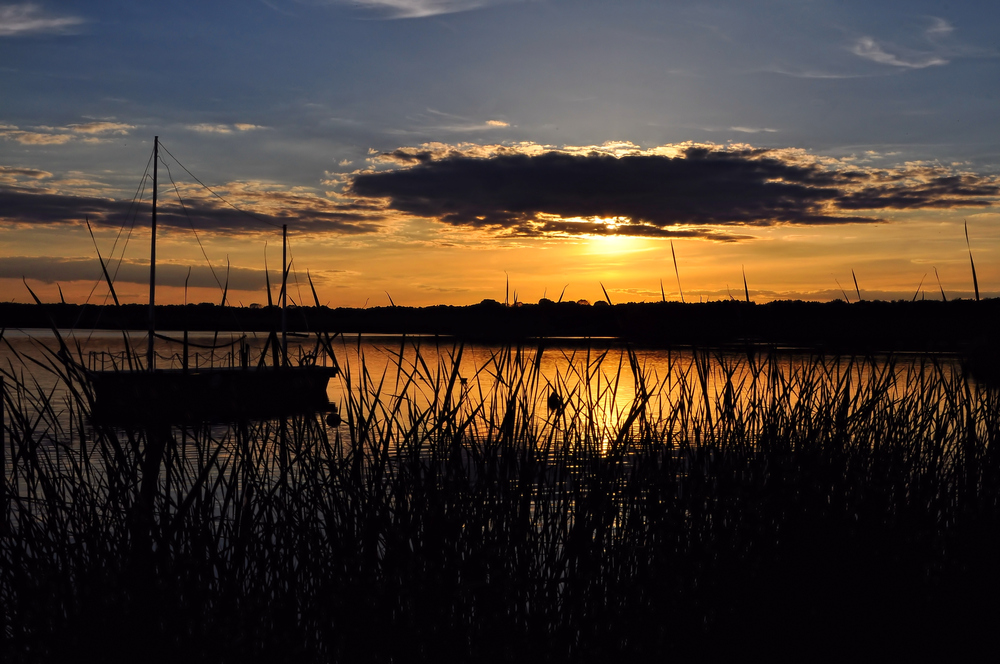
[5,298,999,354]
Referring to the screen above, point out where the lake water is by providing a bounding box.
[1,327,966,445]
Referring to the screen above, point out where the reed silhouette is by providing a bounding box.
[2,334,1000,662]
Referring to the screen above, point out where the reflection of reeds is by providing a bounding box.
[3,338,1000,660]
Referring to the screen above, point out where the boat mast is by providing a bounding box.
[281,224,288,366]
[148,136,158,372]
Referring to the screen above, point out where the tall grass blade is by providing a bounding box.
[912,273,926,302]
[852,269,862,302]
[86,216,120,307]
[835,277,850,303]
[965,220,980,301]
[742,265,750,303]
[600,282,613,306]
[935,266,947,302]
[220,256,230,307]
[308,269,322,307]
[671,240,684,303]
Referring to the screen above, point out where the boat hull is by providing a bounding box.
[89,366,338,425]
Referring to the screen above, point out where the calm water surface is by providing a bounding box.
[1,327,963,435]
[0,327,972,508]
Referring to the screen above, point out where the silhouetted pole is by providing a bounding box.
[281,223,288,366]
[147,136,159,372]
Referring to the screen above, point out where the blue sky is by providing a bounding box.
[2,0,1000,306]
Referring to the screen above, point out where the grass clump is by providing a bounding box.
[2,338,1000,662]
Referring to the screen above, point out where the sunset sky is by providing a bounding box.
[2,0,1000,308]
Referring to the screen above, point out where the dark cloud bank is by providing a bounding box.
[350,145,1000,238]
[4,145,997,242]
[0,189,382,235]
[0,256,270,292]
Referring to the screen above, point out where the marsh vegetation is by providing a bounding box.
[2,332,1000,662]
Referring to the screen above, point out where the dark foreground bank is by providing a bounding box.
[4,297,1000,352]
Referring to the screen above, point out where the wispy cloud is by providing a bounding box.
[764,67,873,80]
[773,16,963,79]
[258,0,298,17]
[430,122,513,133]
[345,0,509,19]
[1,130,72,145]
[729,127,778,134]
[0,3,84,37]
[851,36,947,69]
[925,17,954,38]
[186,123,266,134]
[850,16,961,69]
[68,121,134,135]
[404,109,514,134]
[0,165,52,183]
[0,120,134,144]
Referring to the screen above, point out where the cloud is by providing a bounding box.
[729,127,778,134]
[187,124,234,134]
[1,255,272,292]
[849,16,964,70]
[68,121,135,135]
[0,165,52,182]
[345,0,515,19]
[776,17,966,78]
[519,219,749,242]
[765,68,871,80]
[406,109,515,133]
[429,121,515,133]
[0,3,84,36]
[186,123,265,134]
[925,17,954,38]
[346,142,1000,239]
[0,120,133,144]
[0,256,103,284]
[851,36,947,69]
[1,130,73,145]
[0,183,385,236]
